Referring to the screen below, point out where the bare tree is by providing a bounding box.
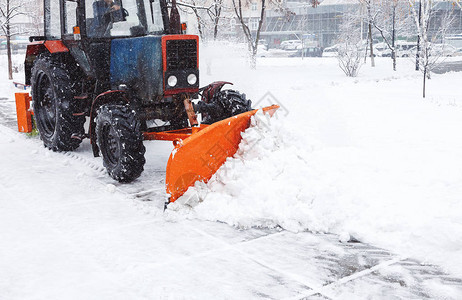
[372,0,414,71]
[232,0,266,69]
[212,0,223,40]
[178,0,229,41]
[191,0,206,41]
[359,0,375,67]
[0,0,27,80]
[337,12,363,77]
[178,1,209,41]
[408,0,454,97]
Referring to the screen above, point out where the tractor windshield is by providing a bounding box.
[86,0,164,38]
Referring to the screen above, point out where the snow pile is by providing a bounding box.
[169,109,363,235]
[170,110,328,232]
[169,102,462,276]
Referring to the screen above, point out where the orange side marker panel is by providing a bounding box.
[44,40,69,53]
[15,93,33,133]
[166,105,279,202]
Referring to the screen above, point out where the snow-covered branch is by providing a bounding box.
[408,0,455,97]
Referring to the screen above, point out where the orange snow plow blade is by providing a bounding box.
[166,105,279,202]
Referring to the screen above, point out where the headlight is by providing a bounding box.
[167,75,177,87]
[187,74,197,85]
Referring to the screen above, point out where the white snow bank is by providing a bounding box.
[186,54,462,278]
[170,110,324,232]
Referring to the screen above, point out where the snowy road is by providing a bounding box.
[433,61,462,74]
[1,54,462,299]
[1,122,461,299]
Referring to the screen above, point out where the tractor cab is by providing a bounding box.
[49,0,166,39]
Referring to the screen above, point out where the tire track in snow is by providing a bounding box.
[0,96,19,130]
[61,151,107,177]
[0,123,164,205]
[0,169,135,298]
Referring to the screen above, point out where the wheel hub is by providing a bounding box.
[36,73,57,138]
[103,124,121,166]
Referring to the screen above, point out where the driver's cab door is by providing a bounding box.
[44,0,81,40]
[58,0,94,77]
[86,0,125,37]
[85,0,146,38]
[61,0,80,39]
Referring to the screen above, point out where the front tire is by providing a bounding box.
[96,104,146,182]
[200,90,252,124]
[31,56,85,151]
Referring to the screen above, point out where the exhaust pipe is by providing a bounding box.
[169,0,181,34]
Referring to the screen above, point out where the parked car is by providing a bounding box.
[322,45,339,57]
[0,39,29,53]
[399,49,414,57]
[290,47,323,57]
[454,47,462,56]
[257,44,269,57]
[399,44,457,58]
[281,40,302,50]
[396,41,417,57]
[379,41,417,58]
[374,42,388,52]
[259,39,269,50]
[429,43,457,57]
[396,41,416,51]
[371,42,389,57]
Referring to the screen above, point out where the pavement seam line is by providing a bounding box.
[286,256,407,300]
[192,225,410,300]
[1,123,164,203]
[190,226,320,293]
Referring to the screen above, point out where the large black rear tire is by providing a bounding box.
[31,56,85,151]
[95,104,146,182]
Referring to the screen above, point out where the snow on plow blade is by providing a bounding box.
[166,105,279,202]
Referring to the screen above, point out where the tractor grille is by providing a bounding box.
[166,39,197,71]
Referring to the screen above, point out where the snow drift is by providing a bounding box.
[170,102,462,277]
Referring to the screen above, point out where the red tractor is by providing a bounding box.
[16,0,278,202]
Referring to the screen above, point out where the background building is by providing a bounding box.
[235,0,462,48]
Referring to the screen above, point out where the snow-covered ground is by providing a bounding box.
[194,45,462,275]
[179,45,462,277]
[1,49,462,299]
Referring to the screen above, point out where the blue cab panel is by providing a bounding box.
[110,36,163,102]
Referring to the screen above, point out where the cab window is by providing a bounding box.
[46,0,61,38]
[86,0,139,37]
[144,0,163,33]
[85,0,163,37]
[64,0,78,35]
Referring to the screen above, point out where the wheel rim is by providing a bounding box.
[35,72,56,138]
[101,123,120,167]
